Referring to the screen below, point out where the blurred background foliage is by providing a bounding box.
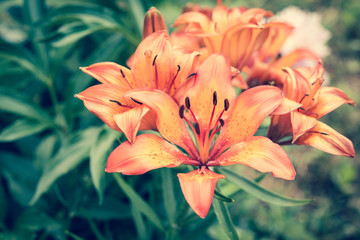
[0,0,359,239]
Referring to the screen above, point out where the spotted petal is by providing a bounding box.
[214,136,295,180]
[75,84,134,131]
[125,89,198,158]
[295,121,355,158]
[211,85,285,156]
[106,134,191,174]
[307,87,355,119]
[177,169,225,218]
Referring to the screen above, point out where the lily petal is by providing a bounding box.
[173,12,211,33]
[267,114,292,142]
[125,89,198,158]
[114,105,150,144]
[177,169,225,218]
[291,111,318,142]
[214,136,295,180]
[307,87,355,119]
[271,97,302,115]
[181,54,236,130]
[211,85,284,155]
[80,62,135,88]
[75,84,134,131]
[295,121,355,158]
[131,31,175,91]
[106,134,191,174]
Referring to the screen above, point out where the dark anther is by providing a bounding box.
[297,107,305,112]
[305,94,309,96]
[219,119,224,127]
[311,80,316,86]
[320,132,329,135]
[185,97,191,109]
[213,91,217,106]
[195,122,200,135]
[179,105,185,119]
[120,69,125,78]
[276,53,282,60]
[187,73,197,79]
[109,100,122,106]
[152,55,158,66]
[131,97,143,105]
[224,99,230,111]
[177,65,180,72]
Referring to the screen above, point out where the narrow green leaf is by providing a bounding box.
[161,168,176,224]
[90,127,119,203]
[213,198,239,240]
[131,204,148,240]
[30,127,101,205]
[0,119,49,142]
[214,189,235,203]
[0,90,52,122]
[113,173,164,231]
[35,134,58,168]
[126,0,145,36]
[220,168,312,206]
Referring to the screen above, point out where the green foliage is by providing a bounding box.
[0,0,359,239]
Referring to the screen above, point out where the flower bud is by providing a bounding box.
[143,7,168,39]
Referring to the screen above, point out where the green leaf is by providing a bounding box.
[161,168,176,224]
[220,168,312,206]
[35,134,58,168]
[212,198,239,240]
[30,127,101,205]
[0,89,52,122]
[214,189,235,203]
[90,126,119,203]
[0,152,38,206]
[113,173,164,231]
[131,204,148,240]
[0,40,51,85]
[126,0,145,36]
[0,119,50,142]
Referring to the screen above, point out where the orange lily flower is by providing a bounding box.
[142,7,168,39]
[106,54,296,218]
[173,5,272,70]
[268,61,355,157]
[75,31,198,144]
[242,21,319,89]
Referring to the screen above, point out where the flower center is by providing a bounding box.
[179,91,230,165]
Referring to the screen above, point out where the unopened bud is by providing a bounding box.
[143,7,168,39]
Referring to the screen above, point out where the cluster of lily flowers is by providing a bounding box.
[75,3,355,218]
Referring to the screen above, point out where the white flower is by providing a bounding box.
[275,6,331,59]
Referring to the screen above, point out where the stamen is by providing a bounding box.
[224,99,230,111]
[219,119,224,127]
[185,97,191,109]
[167,65,181,93]
[297,107,305,112]
[152,55,158,66]
[120,69,125,78]
[131,97,143,105]
[308,131,329,135]
[195,122,201,135]
[179,105,185,119]
[109,100,122,106]
[213,91,217,106]
[119,69,133,89]
[187,73,197,79]
[109,99,131,108]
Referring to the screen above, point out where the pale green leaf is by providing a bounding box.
[113,173,164,231]
[0,119,49,142]
[220,168,312,206]
[90,127,119,203]
[161,168,176,224]
[214,189,234,203]
[213,198,239,240]
[30,127,101,205]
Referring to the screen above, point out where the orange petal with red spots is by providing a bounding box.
[295,121,355,158]
[215,136,295,180]
[178,169,225,218]
[106,134,191,174]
